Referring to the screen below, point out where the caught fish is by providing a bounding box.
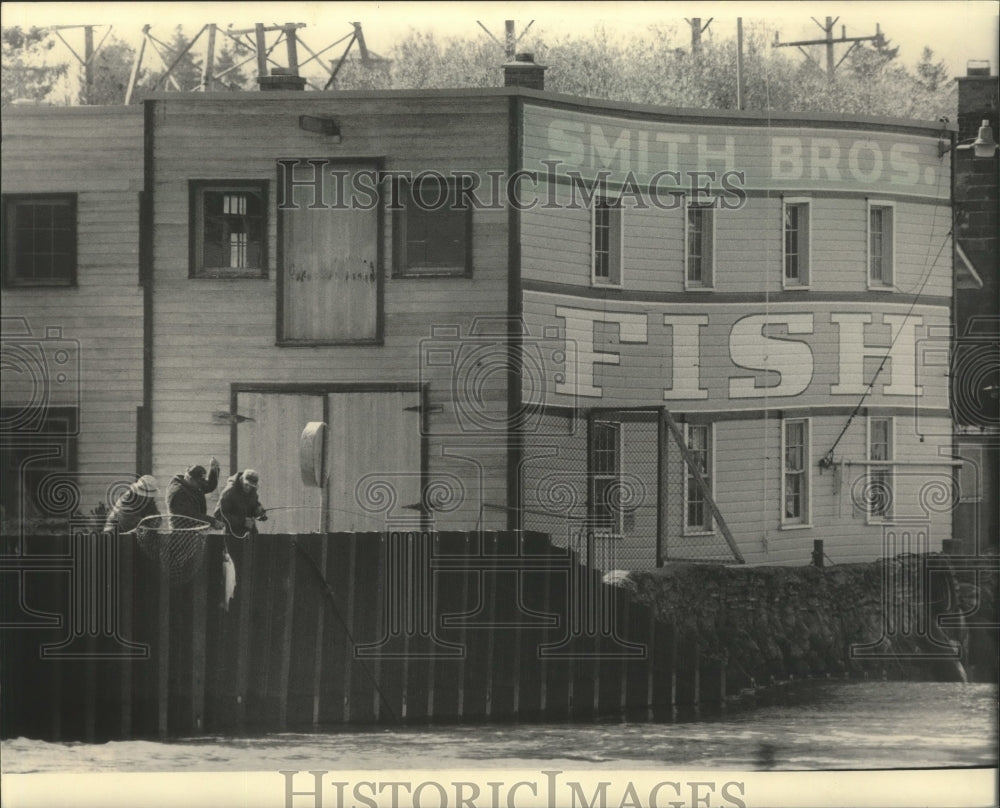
[222,549,237,612]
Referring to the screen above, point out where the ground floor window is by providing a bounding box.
[0,406,78,532]
[782,418,810,525]
[684,423,713,532]
[589,419,623,536]
[868,416,894,520]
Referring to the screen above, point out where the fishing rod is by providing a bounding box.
[291,538,399,723]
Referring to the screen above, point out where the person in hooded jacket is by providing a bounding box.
[214,468,267,538]
[104,475,160,534]
[165,457,220,525]
[210,468,267,611]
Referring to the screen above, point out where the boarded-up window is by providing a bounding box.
[190,181,267,278]
[2,195,76,287]
[393,175,471,277]
[279,162,381,344]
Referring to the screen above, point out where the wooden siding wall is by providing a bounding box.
[1,108,144,513]
[150,96,511,530]
[523,412,952,566]
[521,180,953,297]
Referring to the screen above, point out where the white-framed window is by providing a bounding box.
[685,200,714,288]
[684,422,714,533]
[591,194,623,286]
[190,180,267,278]
[867,416,894,521]
[867,200,895,288]
[782,197,810,288]
[589,419,623,536]
[781,417,811,526]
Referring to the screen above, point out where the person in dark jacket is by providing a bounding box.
[104,475,160,534]
[165,457,220,525]
[214,468,267,538]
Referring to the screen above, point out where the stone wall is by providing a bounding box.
[626,555,998,686]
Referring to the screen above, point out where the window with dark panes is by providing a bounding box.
[685,424,713,532]
[394,176,470,277]
[783,419,809,524]
[686,203,714,287]
[589,420,623,535]
[868,417,893,520]
[783,200,809,286]
[592,195,622,285]
[190,181,267,278]
[868,203,894,287]
[2,195,77,287]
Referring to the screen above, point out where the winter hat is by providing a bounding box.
[187,464,207,479]
[242,469,260,485]
[133,475,158,496]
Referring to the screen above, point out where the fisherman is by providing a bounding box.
[212,469,267,611]
[165,457,221,526]
[214,468,268,538]
[104,475,159,534]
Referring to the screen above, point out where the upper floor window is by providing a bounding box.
[684,423,714,532]
[868,201,894,288]
[393,175,471,277]
[2,194,77,287]
[190,181,267,278]
[783,199,810,287]
[685,202,714,288]
[782,418,810,526]
[591,195,623,286]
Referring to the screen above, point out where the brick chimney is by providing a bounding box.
[503,53,547,90]
[956,61,998,140]
[258,67,307,91]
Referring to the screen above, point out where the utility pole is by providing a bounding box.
[83,25,94,103]
[736,18,744,110]
[48,24,113,104]
[477,19,535,58]
[773,16,885,80]
[684,17,713,56]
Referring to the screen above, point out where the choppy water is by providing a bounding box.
[2,681,996,773]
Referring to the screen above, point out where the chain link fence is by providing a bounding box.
[520,407,743,572]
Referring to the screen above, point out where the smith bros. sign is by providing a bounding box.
[524,105,950,199]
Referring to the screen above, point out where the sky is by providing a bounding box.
[2,1,998,84]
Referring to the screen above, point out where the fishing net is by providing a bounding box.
[135,514,212,585]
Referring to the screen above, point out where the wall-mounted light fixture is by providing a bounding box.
[939,119,999,158]
[299,115,341,141]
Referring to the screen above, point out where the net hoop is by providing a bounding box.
[135,513,212,585]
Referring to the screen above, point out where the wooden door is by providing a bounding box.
[234,392,325,534]
[326,391,422,531]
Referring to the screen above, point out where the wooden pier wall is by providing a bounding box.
[1,530,730,741]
